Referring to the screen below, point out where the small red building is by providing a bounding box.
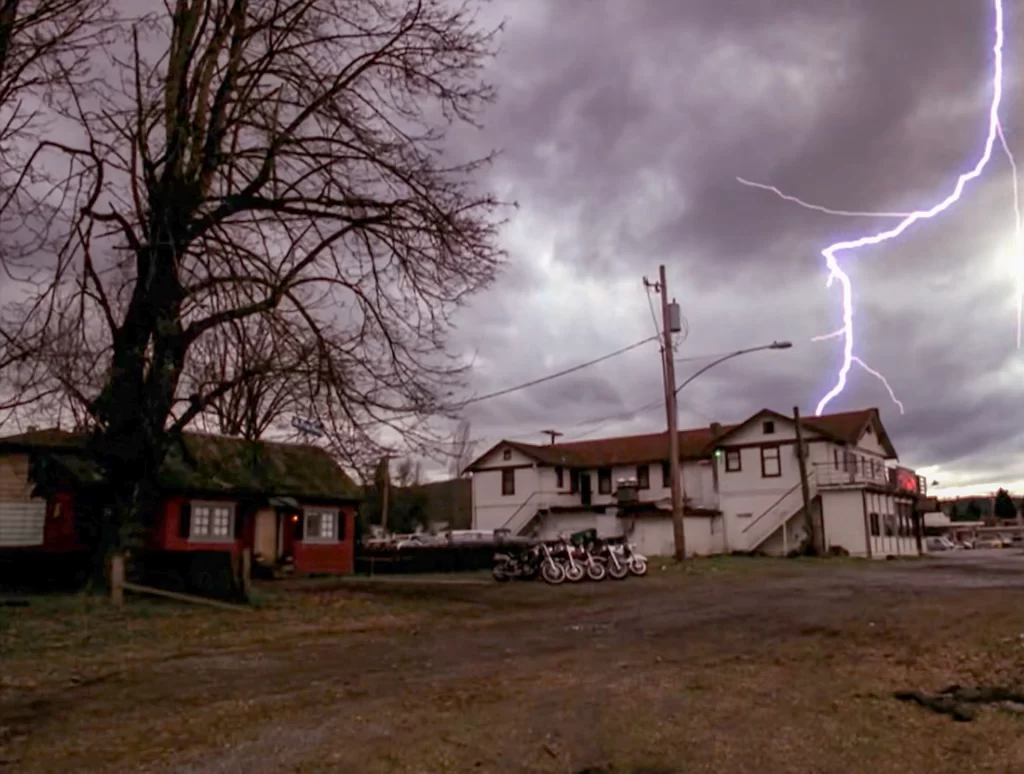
[0,428,361,588]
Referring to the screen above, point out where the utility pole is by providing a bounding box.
[541,429,563,445]
[645,266,686,560]
[378,455,393,533]
[792,406,818,555]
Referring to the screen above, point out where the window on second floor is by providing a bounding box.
[501,469,515,496]
[598,468,612,494]
[502,448,512,461]
[762,420,775,435]
[555,466,564,489]
[760,446,781,478]
[636,464,650,490]
[725,449,741,472]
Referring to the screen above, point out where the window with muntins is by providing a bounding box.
[760,447,781,478]
[725,449,741,472]
[501,469,515,496]
[190,502,234,540]
[304,510,339,541]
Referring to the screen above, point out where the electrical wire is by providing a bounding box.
[449,335,659,409]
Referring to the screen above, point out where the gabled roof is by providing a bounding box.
[709,407,897,459]
[0,428,361,502]
[465,424,736,472]
[463,407,897,472]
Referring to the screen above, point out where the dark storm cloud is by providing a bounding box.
[444,0,1024,492]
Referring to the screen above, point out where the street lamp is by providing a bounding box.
[664,339,793,561]
[675,341,793,396]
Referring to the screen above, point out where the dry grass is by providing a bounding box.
[2,557,1024,773]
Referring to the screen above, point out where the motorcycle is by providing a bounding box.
[538,542,566,584]
[595,540,630,580]
[554,538,586,583]
[620,542,648,576]
[579,539,607,581]
[492,544,540,582]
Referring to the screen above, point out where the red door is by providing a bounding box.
[281,512,300,559]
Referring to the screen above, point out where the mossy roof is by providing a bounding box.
[0,428,361,503]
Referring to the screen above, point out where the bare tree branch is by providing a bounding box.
[1,0,508,561]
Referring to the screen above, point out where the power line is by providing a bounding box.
[450,335,658,409]
[432,348,732,449]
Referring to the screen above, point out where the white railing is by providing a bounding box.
[740,477,818,551]
[813,460,889,488]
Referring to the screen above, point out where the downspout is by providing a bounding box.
[861,489,872,558]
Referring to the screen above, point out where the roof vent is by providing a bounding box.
[26,425,38,433]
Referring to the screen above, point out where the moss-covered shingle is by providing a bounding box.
[0,428,360,502]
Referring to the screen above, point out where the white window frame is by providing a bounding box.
[303,509,340,543]
[189,500,236,542]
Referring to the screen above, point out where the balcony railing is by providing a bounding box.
[812,461,926,495]
[813,460,890,488]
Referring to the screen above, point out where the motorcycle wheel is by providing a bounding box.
[629,558,648,577]
[492,564,512,582]
[607,561,630,580]
[564,563,585,583]
[540,560,566,585]
[586,562,607,582]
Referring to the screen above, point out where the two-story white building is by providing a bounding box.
[463,407,927,558]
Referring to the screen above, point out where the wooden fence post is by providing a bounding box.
[240,548,252,601]
[110,553,125,608]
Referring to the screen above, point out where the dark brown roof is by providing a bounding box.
[465,407,895,471]
[0,428,361,502]
[734,408,897,458]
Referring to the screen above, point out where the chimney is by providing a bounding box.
[709,422,722,438]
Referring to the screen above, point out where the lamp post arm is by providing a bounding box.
[674,345,776,396]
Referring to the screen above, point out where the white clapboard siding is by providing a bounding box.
[0,500,46,546]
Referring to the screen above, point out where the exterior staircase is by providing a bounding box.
[740,476,820,554]
[498,491,551,536]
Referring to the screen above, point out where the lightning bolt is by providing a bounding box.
[997,122,1024,348]
[740,0,1017,417]
[736,178,914,218]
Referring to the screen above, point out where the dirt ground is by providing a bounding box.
[2,553,1024,773]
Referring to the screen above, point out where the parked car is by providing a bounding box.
[925,536,957,552]
[957,539,975,550]
[975,536,1005,549]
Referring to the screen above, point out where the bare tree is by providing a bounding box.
[0,0,109,412]
[186,315,303,441]
[447,417,474,478]
[2,0,506,565]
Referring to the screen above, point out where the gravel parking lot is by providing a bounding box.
[2,555,1024,773]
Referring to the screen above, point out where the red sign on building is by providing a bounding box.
[891,467,920,494]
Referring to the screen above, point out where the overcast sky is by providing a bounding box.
[440,0,1024,497]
